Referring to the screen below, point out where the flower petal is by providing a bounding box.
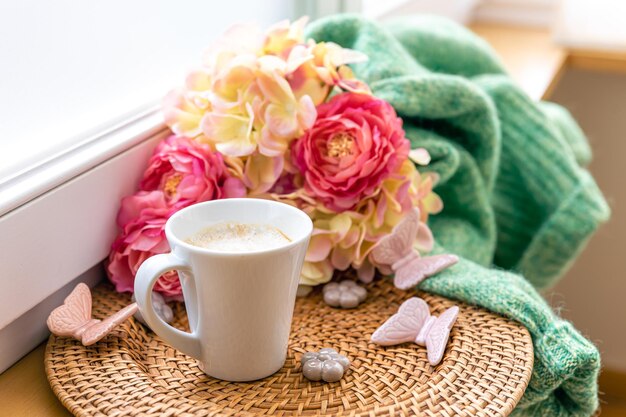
[306,234,333,262]
[409,148,431,165]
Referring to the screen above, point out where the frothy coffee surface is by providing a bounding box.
[185,222,290,252]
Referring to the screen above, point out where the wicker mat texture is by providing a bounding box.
[45,278,533,417]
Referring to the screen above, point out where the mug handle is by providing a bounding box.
[134,253,201,359]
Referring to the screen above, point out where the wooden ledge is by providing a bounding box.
[470,23,626,100]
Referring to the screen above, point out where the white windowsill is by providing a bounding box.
[0,106,164,217]
[0,113,169,372]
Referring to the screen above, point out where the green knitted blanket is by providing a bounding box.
[307,15,610,417]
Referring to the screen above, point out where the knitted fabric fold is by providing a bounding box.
[307,15,610,417]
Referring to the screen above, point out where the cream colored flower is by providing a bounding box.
[163,18,369,194]
[267,156,442,286]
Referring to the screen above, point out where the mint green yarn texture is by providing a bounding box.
[307,15,610,417]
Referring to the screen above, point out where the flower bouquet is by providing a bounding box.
[107,17,448,297]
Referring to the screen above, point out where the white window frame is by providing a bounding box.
[472,0,558,28]
[0,110,168,372]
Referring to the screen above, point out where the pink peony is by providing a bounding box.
[291,93,410,212]
[141,135,245,210]
[107,191,182,297]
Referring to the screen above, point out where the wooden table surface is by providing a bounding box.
[469,23,566,100]
[1,22,624,417]
[0,344,71,417]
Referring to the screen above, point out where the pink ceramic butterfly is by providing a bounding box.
[47,283,138,346]
[371,208,458,290]
[371,297,459,366]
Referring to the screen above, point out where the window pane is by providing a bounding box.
[0,0,293,181]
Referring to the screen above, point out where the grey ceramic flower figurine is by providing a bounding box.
[323,280,367,308]
[301,348,350,382]
[131,291,174,326]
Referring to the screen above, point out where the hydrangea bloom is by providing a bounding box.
[163,17,367,193]
[270,159,442,285]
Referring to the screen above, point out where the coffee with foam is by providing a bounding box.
[185,222,291,252]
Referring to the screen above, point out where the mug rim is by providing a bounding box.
[165,198,313,257]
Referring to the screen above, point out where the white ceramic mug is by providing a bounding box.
[134,198,312,381]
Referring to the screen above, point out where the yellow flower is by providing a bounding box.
[162,69,212,139]
[256,58,317,156]
[202,102,258,157]
[223,152,284,195]
[263,16,308,57]
[288,41,369,105]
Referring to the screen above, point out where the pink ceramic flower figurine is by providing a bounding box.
[141,135,245,209]
[292,92,410,212]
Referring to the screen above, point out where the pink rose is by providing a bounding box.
[292,93,409,212]
[141,135,245,210]
[107,191,182,297]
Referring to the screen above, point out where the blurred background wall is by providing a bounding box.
[549,69,626,373]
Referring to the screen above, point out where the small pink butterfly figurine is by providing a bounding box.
[371,297,459,366]
[371,208,458,290]
[47,283,138,346]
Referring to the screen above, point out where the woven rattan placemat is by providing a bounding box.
[45,278,533,417]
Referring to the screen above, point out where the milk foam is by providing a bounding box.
[185,222,291,252]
